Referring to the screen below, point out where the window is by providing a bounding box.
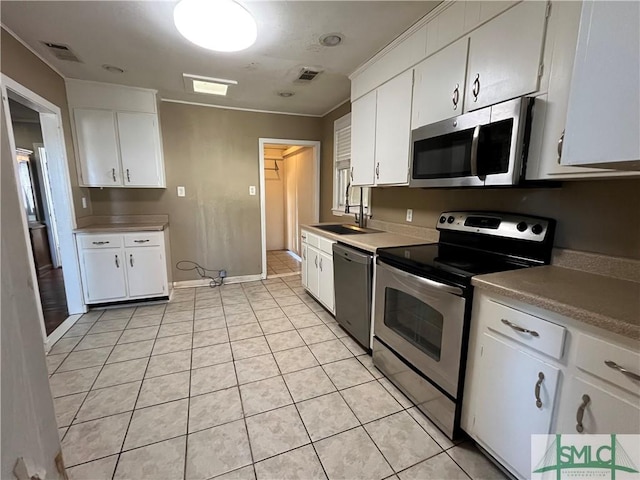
[333,113,370,216]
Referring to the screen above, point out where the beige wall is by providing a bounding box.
[91,102,321,281]
[320,101,352,222]
[1,28,91,218]
[265,156,285,251]
[371,179,640,259]
[283,146,316,255]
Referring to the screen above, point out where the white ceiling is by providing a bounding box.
[1,1,439,116]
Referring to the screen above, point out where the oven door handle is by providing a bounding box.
[470,124,481,178]
[380,262,464,296]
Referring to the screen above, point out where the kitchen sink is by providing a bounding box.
[313,224,381,235]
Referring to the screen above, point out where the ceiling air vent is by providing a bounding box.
[41,42,83,63]
[296,68,322,82]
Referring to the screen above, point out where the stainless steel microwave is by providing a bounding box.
[409,97,534,188]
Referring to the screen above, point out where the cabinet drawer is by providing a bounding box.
[301,230,310,245]
[318,237,335,255]
[124,232,163,247]
[575,334,640,396]
[306,232,319,248]
[78,234,123,249]
[485,300,566,359]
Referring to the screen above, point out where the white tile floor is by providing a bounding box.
[47,275,507,480]
[266,250,301,276]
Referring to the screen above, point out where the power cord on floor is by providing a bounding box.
[176,260,226,288]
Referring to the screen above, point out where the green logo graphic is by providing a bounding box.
[533,434,639,479]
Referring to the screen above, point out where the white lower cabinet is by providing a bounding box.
[300,230,335,314]
[77,231,170,304]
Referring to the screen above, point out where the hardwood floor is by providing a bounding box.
[38,267,69,336]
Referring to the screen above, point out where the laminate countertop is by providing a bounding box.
[472,265,640,340]
[74,223,167,233]
[302,224,429,253]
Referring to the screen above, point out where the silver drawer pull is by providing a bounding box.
[133,239,150,243]
[130,254,134,267]
[501,318,539,337]
[534,372,544,408]
[92,241,110,245]
[115,254,119,268]
[604,360,640,381]
[576,394,590,433]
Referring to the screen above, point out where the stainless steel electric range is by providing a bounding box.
[372,211,556,439]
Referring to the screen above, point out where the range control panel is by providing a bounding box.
[436,211,553,243]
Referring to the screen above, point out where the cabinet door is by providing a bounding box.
[117,112,164,187]
[412,38,468,128]
[351,91,377,186]
[375,70,413,185]
[561,1,640,167]
[472,333,560,479]
[125,246,167,298]
[318,251,334,314]
[307,246,320,298]
[74,108,121,186]
[301,243,308,288]
[80,248,127,303]
[465,1,548,111]
[557,376,640,435]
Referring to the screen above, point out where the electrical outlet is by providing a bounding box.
[249,186,256,196]
[81,196,88,209]
[177,186,186,197]
[406,209,413,222]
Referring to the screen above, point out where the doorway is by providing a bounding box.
[259,139,320,279]
[2,74,85,350]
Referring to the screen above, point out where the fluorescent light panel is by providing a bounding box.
[184,74,237,96]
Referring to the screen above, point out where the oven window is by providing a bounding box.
[412,128,474,179]
[384,288,444,361]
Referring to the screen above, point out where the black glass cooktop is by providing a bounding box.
[377,243,534,287]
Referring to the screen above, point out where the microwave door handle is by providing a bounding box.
[381,262,464,296]
[470,124,481,178]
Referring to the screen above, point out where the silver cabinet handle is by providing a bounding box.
[604,360,640,381]
[501,318,539,337]
[576,394,590,433]
[115,254,119,268]
[452,84,460,109]
[314,256,318,268]
[319,257,323,271]
[302,250,306,260]
[375,162,380,180]
[129,254,134,267]
[133,239,150,243]
[112,168,116,182]
[534,372,544,408]
[92,241,110,245]
[350,166,354,181]
[126,168,131,182]
[557,130,565,164]
[472,74,480,101]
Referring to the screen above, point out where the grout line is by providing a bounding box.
[182,306,195,480]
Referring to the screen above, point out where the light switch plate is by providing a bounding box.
[177,186,186,197]
[249,186,256,196]
[406,209,413,222]
[81,196,88,209]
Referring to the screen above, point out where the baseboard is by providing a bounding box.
[173,274,263,289]
[44,314,82,353]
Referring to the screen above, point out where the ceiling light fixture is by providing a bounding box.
[183,74,238,96]
[319,33,343,47]
[174,0,257,52]
[102,64,125,74]
[278,91,295,98]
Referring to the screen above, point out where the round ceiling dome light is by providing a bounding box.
[174,0,257,52]
[319,33,343,47]
[278,91,295,98]
[102,64,125,74]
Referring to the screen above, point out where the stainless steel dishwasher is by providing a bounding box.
[332,243,373,349]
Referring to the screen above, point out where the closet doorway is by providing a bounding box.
[259,139,320,278]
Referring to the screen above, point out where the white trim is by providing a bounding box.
[173,274,263,289]
[161,98,323,118]
[320,98,350,118]
[1,24,66,79]
[43,314,82,354]
[258,138,321,280]
[65,77,158,95]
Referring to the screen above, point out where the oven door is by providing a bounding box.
[374,260,467,398]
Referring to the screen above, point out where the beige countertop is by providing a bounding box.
[472,266,640,340]
[302,224,429,253]
[74,223,167,233]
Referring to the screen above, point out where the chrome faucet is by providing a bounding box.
[345,183,366,228]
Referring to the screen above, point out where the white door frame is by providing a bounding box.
[33,143,62,268]
[2,74,86,351]
[258,138,320,279]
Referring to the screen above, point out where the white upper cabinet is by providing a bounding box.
[374,70,413,185]
[351,91,377,186]
[74,108,121,187]
[117,112,164,187]
[465,1,548,111]
[67,79,166,188]
[412,38,469,128]
[561,1,640,170]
